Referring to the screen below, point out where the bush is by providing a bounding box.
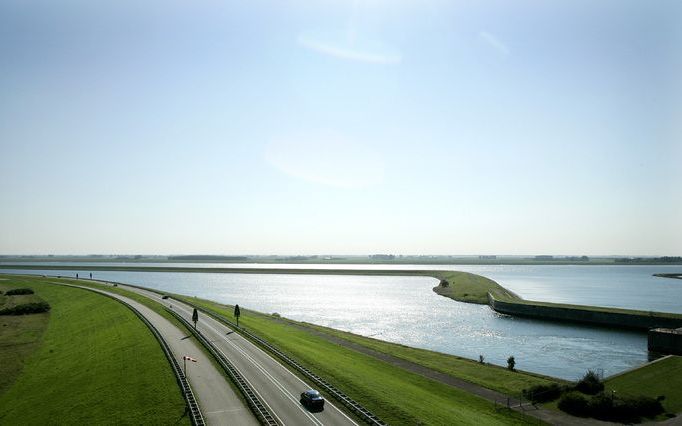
[6,288,34,296]
[587,392,613,419]
[507,356,515,371]
[575,370,604,395]
[523,383,563,403]
[558,391,590,417]
[0,302,51,315]
[623,395,663,419]
[559,390,664,423]
[439,279,449,287]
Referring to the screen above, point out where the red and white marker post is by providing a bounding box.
[183,355,197,376]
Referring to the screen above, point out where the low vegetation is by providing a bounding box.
[529,368,677,423]
[5,288,34,295]
[0,286,51,315]
[0,301,50,315]
[522,383,564,403]
[557,390,663,423]
[0,275,189,425]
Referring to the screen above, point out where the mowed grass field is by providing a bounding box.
[606,355,682,414]
[0,275,189,425]
[180,297,541,425]
[0,281,50,394]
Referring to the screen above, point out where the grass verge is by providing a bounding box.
[0,275,189,425]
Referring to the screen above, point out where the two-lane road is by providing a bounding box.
[119,283,359,426]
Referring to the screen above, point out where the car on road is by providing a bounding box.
[161,295,169,299]
[300,389,324,410]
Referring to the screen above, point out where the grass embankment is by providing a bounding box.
[176,296,548,425]
[45,276,252,408]
[430,270,520,304]
[0,275,189,425]
[299,321,565,395]
[606,356,682,414]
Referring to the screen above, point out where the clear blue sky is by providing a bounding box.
[1,0,680,255]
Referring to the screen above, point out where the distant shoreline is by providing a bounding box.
[1,256,681,266]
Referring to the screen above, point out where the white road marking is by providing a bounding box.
[131,286,358,426]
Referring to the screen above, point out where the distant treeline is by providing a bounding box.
[533,256,590,261]
[616,256,682,264]
[168,255,250,261]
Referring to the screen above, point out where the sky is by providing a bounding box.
[1,0,681,256]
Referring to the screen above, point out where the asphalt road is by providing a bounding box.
[66,284,258,426]
[117,283,359,426]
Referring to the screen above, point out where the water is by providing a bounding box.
[4,264,678,380]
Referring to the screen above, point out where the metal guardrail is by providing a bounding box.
[56,284,205,426]
[189,304,387,426]
[167,309,280,426]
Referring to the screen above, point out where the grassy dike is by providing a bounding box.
[174,295,549,425]
[605,355,682,414]
[0,275,189,425]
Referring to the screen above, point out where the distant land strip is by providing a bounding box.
[654,273,682,280]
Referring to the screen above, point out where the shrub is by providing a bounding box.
[587,392,614,419]
[523,383,563,403]
[439,279,449,287]
[6,288,34,296]
[507,356,515,371]
[560,390,664,423]
[575,370,604,395]
[558,391,590,417]
[0,302,51,315]
[623,395,664,419]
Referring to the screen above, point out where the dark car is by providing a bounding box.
[161,295,169,299]
[300,389,324,410]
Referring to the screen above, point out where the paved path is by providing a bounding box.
[118,284,359,426]
[62,283,258,426]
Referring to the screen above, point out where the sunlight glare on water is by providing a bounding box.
[0,266,657,380]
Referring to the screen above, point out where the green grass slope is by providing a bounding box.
[606,356,682,414]
[301,321,564,395]
[430,270,520,304]
[0,282,50,394]
[0,275,189,425]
